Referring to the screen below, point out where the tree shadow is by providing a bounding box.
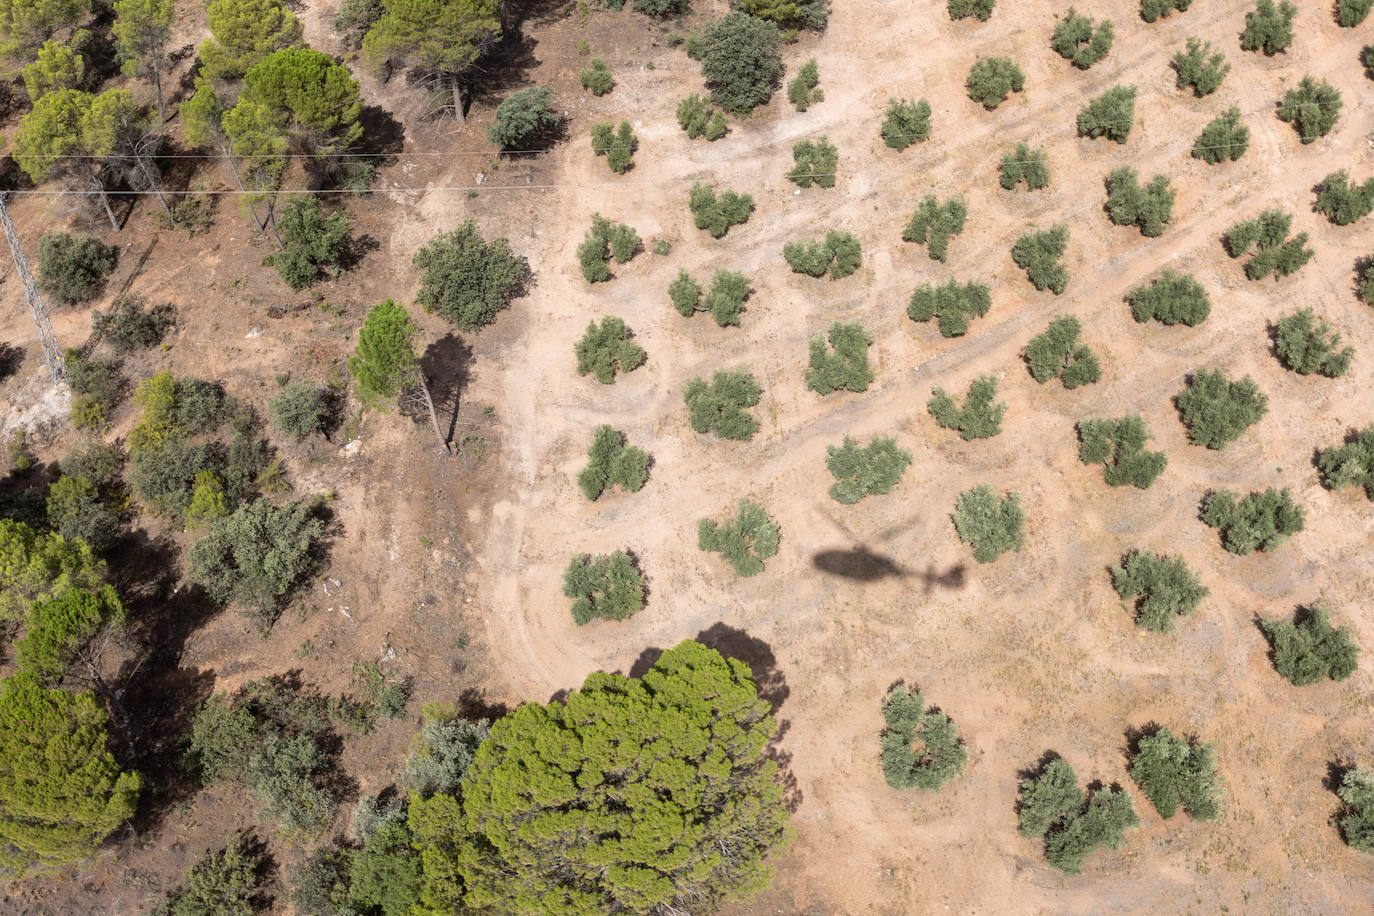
[356,105,407,158]
[457,686,510,722]
[1354,256,1372,303]
[0,341,22,382]
[419,333,475,447]
[1121,721,1163,762]
[0,458,58,529]
[471,24,543,105]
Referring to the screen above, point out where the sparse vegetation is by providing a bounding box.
[907,279,992,337]
[1022,316,1100,388]
[152,833,265,916]
[787,57,822,111]
[1129,729,1220,821]
[965,57,1023,109]
[952,484,1024,563]
[1111,550,1208,632]
[787,136,838,189]
[1076,85,1136,143]
[684,369,762,440]
[826,435,912,504]
[783,230,862,279]
[902,194,966,261]
[688,182,753,238]
[590,120,635,173]
[1261,602,1360,685]
[1171,37,1228,95]
[563,550,645,624]
[1127,271,1210,325]
[880,97,931,150]
[697,500,780,576]
[1240,0,1296,56]
[1273,309,1353,377]
[1317,425,1374,499]
[270,382,328,440]
[577,426,649,501]
[1051,7,1113,70]
[1191,107,1249,163]
[1224,209,1313,280]
[1078,416,1167,489]
[880,684,967,791]
[1105,167,1175,237]
[999,143,1049,191]
[1176,368,1268,449]
[1011,224,1069,294]
[1315,171,1374,226]
[806,322,873,395]
[928,375,1005,440]
[574,316,646,384]
[1278,76,1342,144]
[1201,488,1305,555]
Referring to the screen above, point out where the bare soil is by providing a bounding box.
[2,0,1374,913]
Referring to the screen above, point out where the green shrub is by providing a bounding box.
[907,279,991,337]
[806,322,872,395]
[688,182,753,237]
[1127,270,1210,325]
[574,317,646,384]
[563,550,645,624]
[1191,107,1249,163]
[590,120,635,174]
[965,57,1023,109]
[1176,368,1267,449]
[880,97,931,150]
[287,845,350,916]
[1129,728,1220,821]
[1076,85,1135,142]
[1022,316,1100,388]
[880,684,967,791]
[699,11,783,113]
[633,0,688,15]
[1045,788,1138,874]
[952,484,1023,563]
[188,677,340,834]
[577,214,639,282]
[826,434,912,504]
[1171,37,1228,95]
[928,374,1005,440]
[185,470,228,528]
[1279,76,1342,143]
[188,498,324,625]
[1051,7,1113,69]
[999,143,1049,191]
[128,435,216,517]
[787,136,838,189]
[46,475,117,551]
[684,369,761,440]
[36,233,118,306]
[1317,425,1374,499]
[91,293,173,353]
[270,382,327,440]
[412,222,527,331]
[64,350,122,425]
[399,709,491,799]
[1201,487,1305,555]
[1273,309,1353,377]
[174,378,235,435]
[1260,602,1360,685]
[782,230,861,279]
[1105,167,1175,237]
[333,0,382,47]
[1011,224,1069,294]
[1141,0,1191,22]
[1077,416,1166,488]
[902,194,966,261]
[786,58,821,111]
[735,0,829,30]
[697,499,779,576]
[1338,768,1374,852]
[1315,170,1374,225]
[577,426,649,501]
[1339,0,1372,26]
[676,93,727,140]
[948,0,994,20]
[154,833,265,916]
[272,198,351,291]
[1241,0,1295,55]
[1111,550,1207,632]
[487,87,558,150]
[345,819,423,916]
[1225,209,1312,280]
[579,58,614,95]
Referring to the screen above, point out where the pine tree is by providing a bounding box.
[112,0,173,121]
[362,0,500,122]
[349,300,419,407]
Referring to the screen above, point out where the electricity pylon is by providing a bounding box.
[0,192,64,383]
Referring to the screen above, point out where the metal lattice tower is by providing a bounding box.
[0,193,64,383]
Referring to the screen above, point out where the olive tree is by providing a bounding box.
[826,435,911,504]
[1076,85,1135,142]
[1278,76,1341,143]
[928,375,1005,440]
[880,684,967,791]
[1111,550,1207,632]
[952,484,1024,563]
[1022,316,1100,388]
[1128,729,1220,821]
[697,500,780,577]
[1273,309,1353,377]
[1240,0,1295,55]
[1191,107,1249,163]
[1176,368,1267,449]
[965,57,1023,109]
[1261,602,1360,685]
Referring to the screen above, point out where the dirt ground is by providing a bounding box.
[2,0,1374,913]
